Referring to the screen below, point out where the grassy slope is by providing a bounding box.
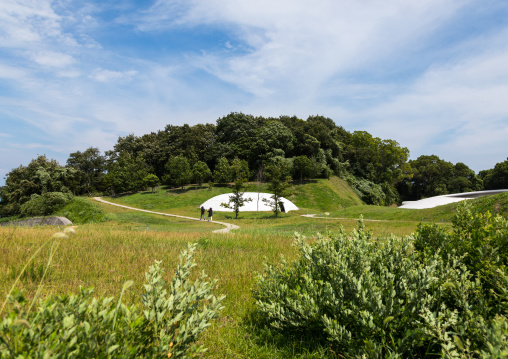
[292,176,364,212]
[469,192,508,217]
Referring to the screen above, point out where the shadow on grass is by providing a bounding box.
[243,310,340,358]
[292,179,319,185]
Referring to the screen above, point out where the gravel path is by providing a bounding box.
[93,197,239,234]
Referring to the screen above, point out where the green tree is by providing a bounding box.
[253,121,295,163]
[214,156,231,185]
[230,157,250,182]
[293,155,312,184]
[143,174,160,193]
[263,159,293,219]
[448,162,482,193]
[105,152,148,195]
[165,155,192,190]
[215,113,265,160]
[0,156,77,216]
[403,155,455,200]
[483,158,508,190]
[220,177,252,219]
[192,161,212,188]
[345,131,409,185]
[66,147,106,195]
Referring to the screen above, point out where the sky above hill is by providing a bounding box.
[1,0,508,185]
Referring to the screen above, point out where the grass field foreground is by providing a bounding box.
[2,182,507,357]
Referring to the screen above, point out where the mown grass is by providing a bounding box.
[104,176,362,217]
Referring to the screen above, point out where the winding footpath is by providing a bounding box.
[93,197,239,234]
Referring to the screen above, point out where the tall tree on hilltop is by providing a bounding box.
[214,156,231,185]
[67,147,106,195]
[216,112,265,163]
[192,161,212,188]
[230,158,250,182]
[293,155,312,184]
[104,152,148,195]
[482,158,508,190]
[165,155,192,190]
[263,158,293,219]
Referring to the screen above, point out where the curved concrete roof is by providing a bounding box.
[398,189,508,209]
[200,192,299,212]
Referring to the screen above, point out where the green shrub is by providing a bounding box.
[415,202,508,315]
[56,197,106,224]
[252,214,507,357]
[344,173,386,205]
[0,243,225,358]
[19,192,73,217]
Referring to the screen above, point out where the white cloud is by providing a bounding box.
[1,0,507,185]
[29,50,76,67]
[343,36,508,171]
[0,63,27,79]
[89,68,138,82]
[0,0,65,46]
[138,0,469,98]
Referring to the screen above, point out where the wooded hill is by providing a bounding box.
[1,112,507,217]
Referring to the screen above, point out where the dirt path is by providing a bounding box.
[93,197,239,234]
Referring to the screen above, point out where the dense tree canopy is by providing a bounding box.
[396,155,482,201]
[0,155,77,216]
[481,158,508,190]
[2,111,503,218]
[67,147,106,195]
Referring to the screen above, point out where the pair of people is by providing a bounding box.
[200,206,213,221]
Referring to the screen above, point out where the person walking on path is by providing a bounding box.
[200,206,206,220]
[208,207,213,222]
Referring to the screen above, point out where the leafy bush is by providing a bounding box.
[19,192,73,217]
[344,173,387,205]
[56,197,106,224]
[253,211,507,357]
[0,243,225,358]
[415,201,508,321]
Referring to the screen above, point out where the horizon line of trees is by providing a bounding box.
[1,112,507,217]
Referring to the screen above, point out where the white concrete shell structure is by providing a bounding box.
[200,192,299,212]
[399,189,508,209]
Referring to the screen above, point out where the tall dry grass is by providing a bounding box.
[0,224,301,357]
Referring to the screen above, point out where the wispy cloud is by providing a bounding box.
[89,68,137,82]
[0,0,507,186]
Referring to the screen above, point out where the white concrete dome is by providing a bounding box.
[200,192,299,212]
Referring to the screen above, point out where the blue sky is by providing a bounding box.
[1,0,508,186]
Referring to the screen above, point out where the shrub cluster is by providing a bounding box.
[56,197,106,224]
[0,243,225,358]
[253,204,508,357]
[19,192,73,217]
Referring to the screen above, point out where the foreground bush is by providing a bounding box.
[415,202,508,314]
[253,209,507,357]
[0,243,225,358]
